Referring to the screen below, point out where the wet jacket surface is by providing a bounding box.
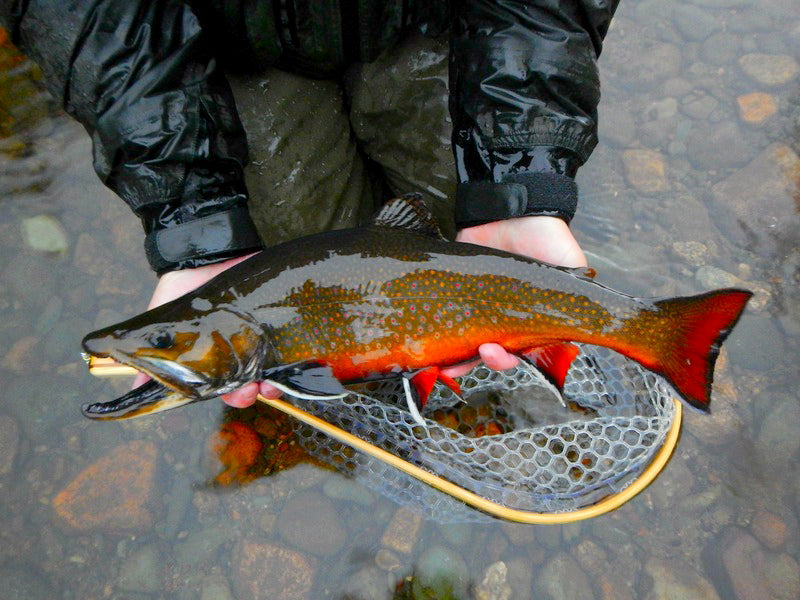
[1,0,619,272]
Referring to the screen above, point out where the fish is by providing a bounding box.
[81,195,751,422]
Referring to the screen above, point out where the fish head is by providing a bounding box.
[82,301,267,404]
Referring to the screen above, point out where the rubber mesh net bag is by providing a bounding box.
[288,344,678,523]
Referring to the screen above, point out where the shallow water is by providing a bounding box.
[1,1,798,598]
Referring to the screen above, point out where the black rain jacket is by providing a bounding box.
[1,0,619,272]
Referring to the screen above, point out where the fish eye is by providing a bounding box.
[148,330,175,349]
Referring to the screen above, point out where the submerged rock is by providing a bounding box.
[277,491,347,556]
[381,506,424,555]
[0,413,20,475]
[411,545,469,600]
[474,561,511,600]
[117,544,163,594]
[52,440,159,533]
[645,558,720,600]
[738,53,799,86]
[534,553,592,600]
[21,214,69,253]
[232,540,315,600]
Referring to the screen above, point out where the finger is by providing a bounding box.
[441,359,481,379]
[478,343,520,371]
[222,382,259,408]
[258,381,283,399]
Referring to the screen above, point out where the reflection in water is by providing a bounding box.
[1,1,799,597]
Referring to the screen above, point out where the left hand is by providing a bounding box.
[441,215,587,377]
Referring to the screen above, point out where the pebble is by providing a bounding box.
[738,53,799,86]
[474,561,511,600]
[21,214,69,253]
[673,241,712,266]
[411,545,469,600]
[756,396,800,465]
[672,3,723,41]
[500,522,536,546]
[342,566,393,600]
[751,511,788,550]
[686,122,754,169]
[322,475,375,506]
[598,106,636,147]
[374,548,402,572]
[52,440,159,533]
[0,413,20,475]
[277,491,347,556]
[764,553,800,600]
[680,92,719,120]
[200,575,236,600]
[535,553,593,600]
[737,93,777,124]
[380,506,424,554]
[174,525,236,566]
[721,530,771,600]
[232,540,315,600]
[622,149,668,193]
[645,558,720,600]
[700,33,742,65]
[117,544,163,594]
[695,265,742,288]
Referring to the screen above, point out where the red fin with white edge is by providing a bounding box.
[524,343,581,390]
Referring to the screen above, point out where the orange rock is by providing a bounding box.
[2,336,38,374]
[622,149,668,193]
[52,440,159,532]
[232,540,315,600]
[737,93,777,123]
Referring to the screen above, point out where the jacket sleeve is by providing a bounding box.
[0,0,263,273]
[449,0,620,228]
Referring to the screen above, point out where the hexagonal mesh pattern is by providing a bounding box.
[289,345,677,522]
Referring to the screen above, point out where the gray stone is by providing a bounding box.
[728,9,775,32]
[764,553,800,600]
[277,491,347,556]
[695,265,742,288]
[739,53,800,86]
[342,566,393,600]
[645,558,720,600]
[686,122,754,169]
[474,561,511,600]
[721,530,772,600]
[603,35,682,90]
[680,92,719,120]
[175,525,236,566]
[21,214,69,253]
[725,312,785,372]
[756,397,800,465]
[673,241,713,267]
[200,576,236,600]
[411,546,469,600]
[117,544,163,594]
[672,4,723,41]
[701,33,742,65]
[0,414,20,475]
[535,553,592,600]
[0,565,55,600]
[322,475,375,506]
[598,106,636,147]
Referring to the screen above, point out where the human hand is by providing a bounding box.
[130,253,280,408]
[442,216,588,377]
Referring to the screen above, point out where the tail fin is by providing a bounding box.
[644,289,751,412]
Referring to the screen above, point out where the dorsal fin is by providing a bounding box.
[371,194,445,239]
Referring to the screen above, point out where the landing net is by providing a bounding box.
[286,345,679,523]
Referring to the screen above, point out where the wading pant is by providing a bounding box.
[227,32,458,244]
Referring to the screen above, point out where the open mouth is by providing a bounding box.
[81,350,203,420]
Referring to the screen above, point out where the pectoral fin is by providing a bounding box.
[402,367,464,425]
[261,362,349,399]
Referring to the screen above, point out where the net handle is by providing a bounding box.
[256,393,682,524]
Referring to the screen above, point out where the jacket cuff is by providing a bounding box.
[143,206,263,274]
[454,172,578,229]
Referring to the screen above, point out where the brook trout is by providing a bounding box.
[81,196,751,421]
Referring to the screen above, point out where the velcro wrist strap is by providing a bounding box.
[144,207,263,273]
[455,172,578,229]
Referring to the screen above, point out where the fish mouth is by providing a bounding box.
[81,349,208,420]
